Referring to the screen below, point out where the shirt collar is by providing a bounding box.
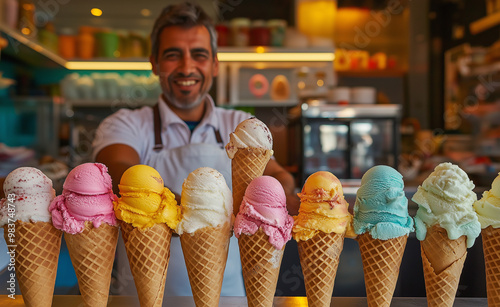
[157,94,219,130]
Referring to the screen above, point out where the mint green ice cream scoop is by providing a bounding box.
[412,162,481,248]
[354,165,414,240]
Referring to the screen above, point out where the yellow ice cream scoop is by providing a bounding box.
[114,165,180,230]
[119,164,165,194]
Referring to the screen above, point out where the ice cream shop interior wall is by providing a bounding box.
[1,0,500,298]
[0,0,417,179]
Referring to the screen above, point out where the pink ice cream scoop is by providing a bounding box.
[63,162,113,194]
[234,176,293,249]
[49,163,117,234]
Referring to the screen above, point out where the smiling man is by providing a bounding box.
[153,25,216,116]
[92,1,297,299]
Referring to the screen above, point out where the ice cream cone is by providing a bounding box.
[180,222,231,307]
[64,221,118,307]
[297,231,344,307]
[3,221,61,307]
[239,229,284,307]
[231,148,272,216]
[120,221,172,307]
[357,233,407,307]
[420,225,467,307]
[482,226,500,307]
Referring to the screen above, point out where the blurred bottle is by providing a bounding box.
[116,30,128,57]
[249,20,270,46]
[58,28,76,59]
[96,28,119,58]
[128,32,146,57]
[18,0,36,38]
[77,26,95,59]
[267,19,287,47]
[230,18,250,47]
[4,0,19,29]
[38,21,58,53]
[215,23,229,47]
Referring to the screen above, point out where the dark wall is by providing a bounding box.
[429,0,500,130]
[216,0,295,23]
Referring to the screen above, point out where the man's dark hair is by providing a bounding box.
[150,2,217,61]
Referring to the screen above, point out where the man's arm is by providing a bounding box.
[263,159,300,216]
[95,144,182,203]
[95,144,140,195]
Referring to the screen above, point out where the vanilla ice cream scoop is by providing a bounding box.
[176,167,233,235]
[0,167,55,226]
[225,117,273,159]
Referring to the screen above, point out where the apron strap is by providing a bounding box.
[214,129,224,148]
[153,103,163,151]
[153,102,224,150]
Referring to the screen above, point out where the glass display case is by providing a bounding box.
[290,103,402,184]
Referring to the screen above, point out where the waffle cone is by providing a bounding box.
[239,229,284,307]
[297,231,344,307]
[420,225,467,307]
[482,226,500,307]
[357,233,407,307]
[180,222,231,307]
[120,221,172,307]
[3,221,62,307]
[64,222,118,307]
[231,148,272,216]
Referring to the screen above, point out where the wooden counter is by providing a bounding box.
[0,295,488,306]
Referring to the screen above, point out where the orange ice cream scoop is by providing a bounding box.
[293,171,354,241]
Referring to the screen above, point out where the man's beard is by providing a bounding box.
[161,74,212,110]
[163,89,205,110]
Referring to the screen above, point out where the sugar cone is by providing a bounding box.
[420,225,467,307]
[239,229,284,307]
[64,221,118,307]
[120,221,172,307]
[297,231,344,307]
[180,222,231,307]
[357,233,407,307]
[3,221,61,307]
[231,148,272,216]
[482,226,500,307]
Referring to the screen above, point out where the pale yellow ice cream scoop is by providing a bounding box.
[474,172,500,229]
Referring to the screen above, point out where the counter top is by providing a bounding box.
[0,296,488,306]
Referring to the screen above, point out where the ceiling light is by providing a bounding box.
[91,8,103,17]
[141,9,151,17]
[217,52,335,62]
[65,61,152,70]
